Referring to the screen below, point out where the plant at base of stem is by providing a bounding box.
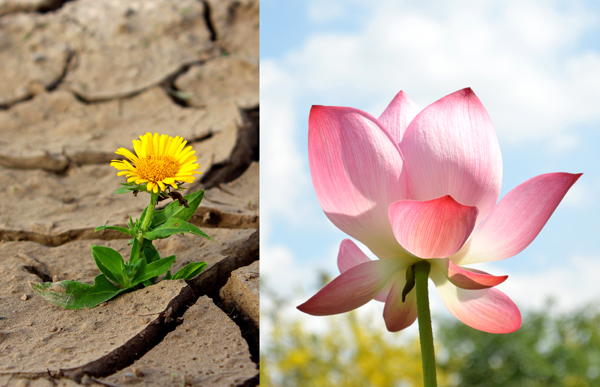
[32,133,212,309]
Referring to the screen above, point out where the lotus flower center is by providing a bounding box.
[136,155,179,182]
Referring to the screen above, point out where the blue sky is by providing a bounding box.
[260,0,600,334]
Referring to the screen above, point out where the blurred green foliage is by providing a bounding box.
[437,300,600,387]
[262,289,600,387]
[261,309,436,387]
[261,284,451,387]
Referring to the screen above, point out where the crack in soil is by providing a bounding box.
[0,211,257,246]
[46,49,75,92]
[0,227,129,247]
[0,233,258,386]
[160,62,203,108]
[15,252,54,281]
[0,47,74,111]
[200,0,217,41]
[0,125,219,175]
[60,285,196,382]
[22,265,53,282]
[0,94,35,111]
[199,107,259,189]
[190,231,259,365]
[65,55,218,105]
[66,230,259,383]
[0,0,76,18]
[206,285,259,364]
[37,0,76,13]
[235,374,260,387]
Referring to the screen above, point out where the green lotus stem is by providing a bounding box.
[414,261,437,387]
[137,192,158,245]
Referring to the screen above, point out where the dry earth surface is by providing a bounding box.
[0,0,259,385]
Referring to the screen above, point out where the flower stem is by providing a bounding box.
[414,261,437,387]
[137,192,158,245]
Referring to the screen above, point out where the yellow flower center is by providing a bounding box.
[135,155,180,182]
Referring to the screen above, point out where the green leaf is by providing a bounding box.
[171,262,207,280]
[129,238,141,264]
[91,246,126,287]
[31,275,125,309]
[115,182,148,194]
[141,239,160,264]
[94,225,135,237]
[164,270,173,280]
[138,205,150,232]
[115,186,132,194]
[151,190,205,227]
[132,255,176,286]
[142,218,212,241]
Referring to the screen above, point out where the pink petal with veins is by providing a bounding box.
[458,172,582,265]
[337,239,418,302]
[401,88,502,227]
[337,238,371,273]
[388,195,478,258]
[431,266,521,333]
[383,272,418,332]
[297,258,405,316]
[378,91,420,145]
[309,105,409,258]
[432,259,507,290]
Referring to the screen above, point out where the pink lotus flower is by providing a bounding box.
[298,88,581,334]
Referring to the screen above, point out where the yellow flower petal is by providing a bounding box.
[133,139,145,158]
[111,133,200,193]
[173,140,188,159]
[152,133,160,156]
[115,147,138,162]
[166,136,181,157]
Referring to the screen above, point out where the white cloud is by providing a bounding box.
[260,243,312,297]
[547,133,581,154]
[260,60,318,241]
[281,0,600,144]
[472,254,600,312]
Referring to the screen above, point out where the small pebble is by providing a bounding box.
[52,275,60,283]
[20,294,28,301]
[132,367,144,377]
[49,326,58,332]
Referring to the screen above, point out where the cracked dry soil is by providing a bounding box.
[0,0,259,385]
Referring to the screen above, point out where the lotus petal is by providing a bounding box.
[457,172,582,265]
[431,266,521,333]
[337,239,418,302]
[378,91,420,145]
[383,272,419,332]
[388,195,478,258]
[297,258,405,316]
[309,106,411,258]
[432,258,507,289]
[401,88,502,227]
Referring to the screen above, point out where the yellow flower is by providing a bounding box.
[110,133,201,193]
